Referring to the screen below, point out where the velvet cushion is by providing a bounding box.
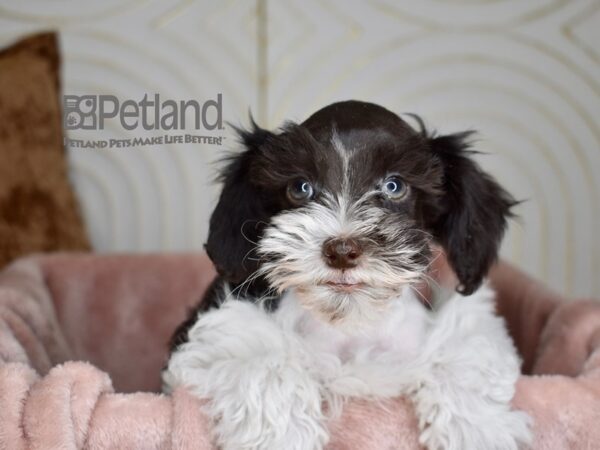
[1,254,600,449]
[0,32,90,268]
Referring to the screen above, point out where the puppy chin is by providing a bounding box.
[293,283,402,329]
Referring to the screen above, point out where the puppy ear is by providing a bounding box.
[205,119,275,284]
[428,132,516,295]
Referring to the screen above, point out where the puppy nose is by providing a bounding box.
[322,237,363,269]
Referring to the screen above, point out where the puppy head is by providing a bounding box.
[207,100,515,324]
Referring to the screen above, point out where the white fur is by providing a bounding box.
[163,284,532,450]
[257,193,428,327]
[163,300,329,450]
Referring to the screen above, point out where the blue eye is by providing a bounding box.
[381,175,408,200]
[287,179,314,203]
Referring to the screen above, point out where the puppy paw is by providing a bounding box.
[416,400,532,450]
[412,286,533,450]
[164,300,329,450]
[206,355,328,450]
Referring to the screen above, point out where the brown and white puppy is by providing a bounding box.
[164,101,531,450]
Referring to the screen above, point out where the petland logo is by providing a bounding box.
[63,93,224,149]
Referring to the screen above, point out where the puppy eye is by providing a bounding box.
[287,179,314,203]
[381,175,408,200]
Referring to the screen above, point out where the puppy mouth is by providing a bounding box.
[322,281,365,293]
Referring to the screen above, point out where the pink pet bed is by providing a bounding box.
[0,253,599,449]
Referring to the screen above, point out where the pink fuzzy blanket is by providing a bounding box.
[0,253,599,449]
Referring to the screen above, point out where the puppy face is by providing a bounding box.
[207,101,515,325]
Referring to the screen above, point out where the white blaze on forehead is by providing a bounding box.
[330,128,351,197]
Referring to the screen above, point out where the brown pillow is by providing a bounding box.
[0,32,90,267]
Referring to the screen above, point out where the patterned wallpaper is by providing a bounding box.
[1,0,599,298]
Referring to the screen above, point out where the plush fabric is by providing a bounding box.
[0,253,599,449]
[0,32,90,269]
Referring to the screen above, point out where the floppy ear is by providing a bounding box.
[428,132,516,295]
[205,121,275,284]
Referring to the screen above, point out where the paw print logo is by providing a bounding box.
[67,114,78,127]
[63,95,97,130]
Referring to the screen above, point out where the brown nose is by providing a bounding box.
[322,237,363,269]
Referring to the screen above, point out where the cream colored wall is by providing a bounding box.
[1,0,599,298]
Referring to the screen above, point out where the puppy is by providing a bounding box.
[163,100,532,450]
